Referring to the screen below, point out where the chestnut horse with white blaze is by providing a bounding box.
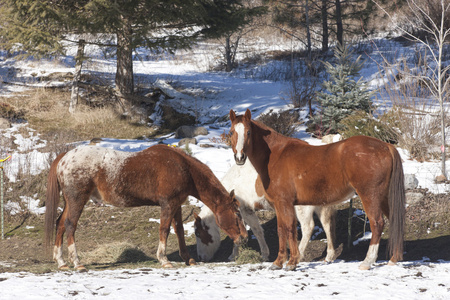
[195,160,336,263]
[45,145,247,271]
[229,109,406,271]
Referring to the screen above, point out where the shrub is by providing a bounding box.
[339,111,399,144]
[209,130,232,146]
[388,107,441,161]
[340,107,442,162]
[257,110,300,137]
[0,102,25,120]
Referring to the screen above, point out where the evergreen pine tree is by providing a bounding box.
[0,0,263,96]
[309,43,373,136]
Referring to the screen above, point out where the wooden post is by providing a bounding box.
[0,155,11,240]
[347,198,353,249]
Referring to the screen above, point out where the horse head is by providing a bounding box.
[215,190,248,246]
[229,109,253,165]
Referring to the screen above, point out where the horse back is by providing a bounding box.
[115,145,198,206]
[56,146,197,207]
[267,136,395,206]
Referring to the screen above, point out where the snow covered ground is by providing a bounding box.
[1,38,449,299]
[1,260,448,299]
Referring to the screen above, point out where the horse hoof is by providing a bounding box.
[359,263,371,270]
[162,262,175,269]
[268,263,282,271]
[188,258,197,266]
[75,265,88,272]
[58,264,69,271]
[285,264,297,271]
[387,260,397,266]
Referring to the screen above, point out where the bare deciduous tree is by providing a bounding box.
[374,0,450,178]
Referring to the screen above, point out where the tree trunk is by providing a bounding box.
[321,0,329,52]
[115,19,134,95]
[305,0,312,60]
[335,0,343,46]
[437,0,447,178]
[225,35,241,72]
[225,36,233,72]
[69,39,85,114]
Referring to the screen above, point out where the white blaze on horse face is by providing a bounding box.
[235,123,245,161]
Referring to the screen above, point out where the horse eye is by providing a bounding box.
[247,130,251,136]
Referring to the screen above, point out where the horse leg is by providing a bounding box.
[171,207,196,266]
[53,209,68,270]
[238,204,269,261]
[359,198,385,270]
[295,205,315,262]
[229,244,240,262]
[317,206,337,262]
[285,215,301,271]
[271,203,299,271]
[65,201,87,272]
[270,213,287,270]
[157,205,176,268]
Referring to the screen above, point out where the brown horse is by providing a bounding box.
[45,144,247,271]
[195,159,336,263]
[229,109,405,271]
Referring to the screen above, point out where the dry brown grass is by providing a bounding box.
[0,88,152,143]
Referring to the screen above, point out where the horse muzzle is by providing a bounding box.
[235,233,248,246]
[234,153,247,165]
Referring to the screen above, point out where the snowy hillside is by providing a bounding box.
[0,36,449,299]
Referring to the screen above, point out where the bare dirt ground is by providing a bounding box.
[0,190,449,273]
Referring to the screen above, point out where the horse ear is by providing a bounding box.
[230,190,240,207]
[230,109,236,122]
[244,109,252,120]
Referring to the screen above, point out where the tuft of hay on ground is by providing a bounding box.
[234,246,263,264]
[80,241,150,265]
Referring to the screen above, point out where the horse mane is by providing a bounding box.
[251,119,279,137]
[251,119,308,145]
[168,146,231,210]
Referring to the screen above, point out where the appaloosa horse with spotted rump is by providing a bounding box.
[229,109,405,271]
[45,145,247,271]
